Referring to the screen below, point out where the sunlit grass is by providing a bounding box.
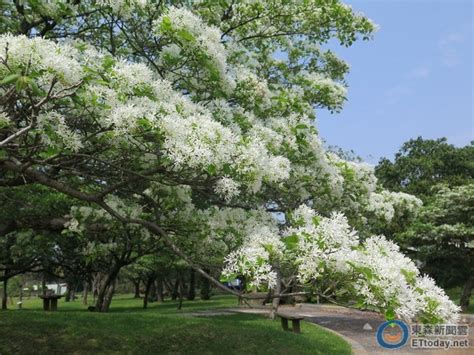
[0,294,351,354]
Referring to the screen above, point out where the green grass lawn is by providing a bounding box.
[0,294,351,354]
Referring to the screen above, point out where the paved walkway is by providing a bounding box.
[285,304,473,355]
[190,304,473,355]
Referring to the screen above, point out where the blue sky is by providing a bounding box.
[317,0,473,163]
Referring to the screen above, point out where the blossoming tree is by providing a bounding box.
[0,0,459,321]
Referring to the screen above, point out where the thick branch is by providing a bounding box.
[2,159,99,202]
[0,124,34,148]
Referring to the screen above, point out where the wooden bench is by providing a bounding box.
[276,312,304,333]
[39,295,63,311]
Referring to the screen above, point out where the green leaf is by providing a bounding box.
[15,76,28,92]
[160,16,172,32]
[137,118,152,130]
[206,164,217,176]
[401,269,416,284]
[38,146,60,159]
[0,73,21,85]
[223,164,232,175]
[385,308,396,321]
[177,29,195,42]
[312,216,321,226]
[295,124,308,130]
[102,56,116,70]
[28,80,45,96]
[283,234,299,250]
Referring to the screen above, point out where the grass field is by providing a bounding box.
[0,294,351,354]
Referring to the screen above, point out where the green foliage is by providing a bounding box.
[0,185,72,284]
[375,137,473,200]
[0,73,21,85]
[398,184,473,289]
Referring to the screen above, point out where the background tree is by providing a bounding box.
[376,137,474,311]
[0,185,69,309]
[398,184,473,311]
[375,137,473,199]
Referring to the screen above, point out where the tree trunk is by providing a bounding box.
[65,284,71,302]
[95,267,120,312]
[143,276,154,309]
[18,282,23,309]
[162,278,173,297]
[200,268,211,300]
[92,275,100,304]
[42,274,47,296]
[2,275,8,310]
[133,280,141,298]
[269,266,282,320]
[83,281,89,305]
[460,275,474,312]
[155,278,164,302]
[171,277,179,301]
[187,268,195,301]
[239,277,246,305]
[177,275,184,310]
[102,280,116,311]
[70,287,76,301]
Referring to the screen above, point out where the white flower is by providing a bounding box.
[367,191,422,222]
[155,7,229,84]
[37,112,83,151]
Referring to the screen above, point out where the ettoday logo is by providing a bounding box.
[376,321,470,350]
[376,320,410,349]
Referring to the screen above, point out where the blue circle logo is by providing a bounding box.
[376,320,409,349]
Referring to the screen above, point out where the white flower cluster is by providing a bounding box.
[222,204,459,323]
[36,112,83,152]
[187,207,277,262]
[0,34,84,87]
[204,207,276,243]
[349,236,459,323]
[66,195,146,236]
[222,226,284,289]
[415,275,461,324]
[350,236,423,319]
[232,67,272,109]
[214,177,241,202]
[291,209,359,282]
[0,35,292,193]
[160,113,237,168]
[367,191,422,222]
[110,62,155,94]
[235,137,291,192]
[155,7,228,84]
[296,71,347,108]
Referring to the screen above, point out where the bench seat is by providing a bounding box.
[276,312,304,333]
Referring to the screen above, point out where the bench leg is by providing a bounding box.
[51,298,58,311]
[292,319,301,334]
[43,299,50,311]
[281,317,289,331]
